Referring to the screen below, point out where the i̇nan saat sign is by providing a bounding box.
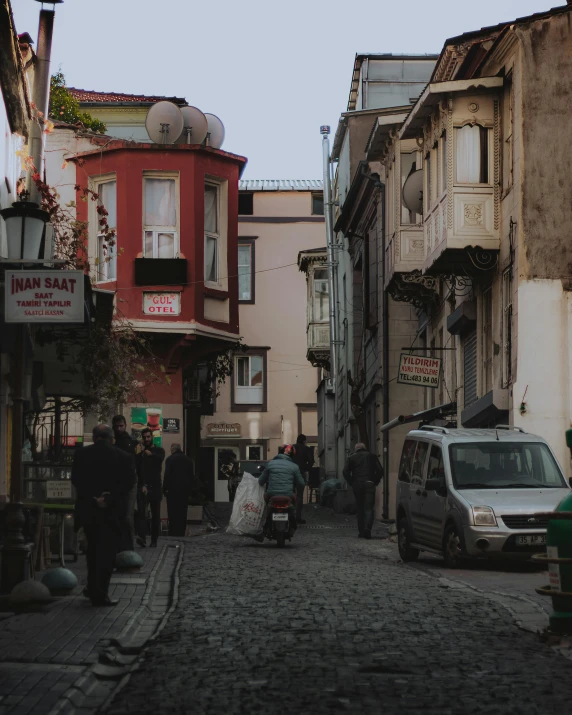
[5,270,85,323]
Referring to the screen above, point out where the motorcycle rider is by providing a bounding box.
[258,445,306,534]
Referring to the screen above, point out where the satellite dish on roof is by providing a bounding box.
[145,101,184,144]
[204,113,225,149]
[402,168,424,215]
[177,106,209,145]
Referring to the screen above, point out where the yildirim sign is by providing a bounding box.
[5,270,85,323]
[397,353,441,389]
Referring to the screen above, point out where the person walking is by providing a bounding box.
[71,424,136,607]
[163,443,196,536]
[135,428,165,547]
[112,415,138,551]
[292,434,314,525]
[343,442,383,539]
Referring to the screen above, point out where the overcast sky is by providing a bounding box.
[12,0,555,179]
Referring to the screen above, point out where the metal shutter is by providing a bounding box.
[463,330,478,408]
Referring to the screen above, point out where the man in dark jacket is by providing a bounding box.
[135,428,165,547]
[163,443,196,536]
[72,424,136,606]
[343,443,383,539]
[112,415,137,551]
[292,434,314,524]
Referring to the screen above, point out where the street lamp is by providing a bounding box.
[0,195,50,262]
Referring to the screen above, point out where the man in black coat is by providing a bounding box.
[343,442,383,539]
[112,415,138,551]
[71,424,136,606]
[292,434,314,524]
[135,428,165,547]
[163,443,196,536]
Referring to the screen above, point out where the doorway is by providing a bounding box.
[215,446,240,502]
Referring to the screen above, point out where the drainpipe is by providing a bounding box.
[380,183,390,519]
[27,5,57,203]
[320,126,338,476]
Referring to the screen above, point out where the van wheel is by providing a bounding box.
[443,524,463,568]
[398,517,419,562]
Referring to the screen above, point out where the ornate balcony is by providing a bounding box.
[298,248,331,371]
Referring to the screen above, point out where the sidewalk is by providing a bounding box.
[0,537,184,715]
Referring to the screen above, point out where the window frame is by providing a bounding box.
[95,177,117,283]
[231,349,268,412]
[238,192,254,216]
[204,178,228,290]
[454,124,491,186]
[363,210,378,331]
[142,172,180,260]
[246,444,264,460]
[311,192,324,216]
[238,237,256,304]
[312,267,329,324]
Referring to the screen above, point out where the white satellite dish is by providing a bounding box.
[145,101,184,144]
[177,106,209,145]
[204,113,225,149]
[402,169,424,215]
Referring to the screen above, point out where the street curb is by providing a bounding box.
[47,542,184,715]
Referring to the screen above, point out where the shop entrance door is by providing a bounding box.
[214,446,240,502]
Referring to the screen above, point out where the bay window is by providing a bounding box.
[205,183,220,284]
[455,125,489,184]
[233,352,266,410]
[143,176,178,258]
[97,179,117,281]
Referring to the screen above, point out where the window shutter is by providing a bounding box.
[463,330,478,408]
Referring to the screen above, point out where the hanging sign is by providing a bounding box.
[143,292,181,315]
[397,354,441,389]
[5,270,84,323]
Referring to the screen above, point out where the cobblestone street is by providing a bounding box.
[106,509,572,715]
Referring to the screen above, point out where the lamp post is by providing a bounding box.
[0,195,50,594]
[27,0,63,204]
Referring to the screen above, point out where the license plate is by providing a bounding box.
[272,513,288,521]
[517,534,546,546]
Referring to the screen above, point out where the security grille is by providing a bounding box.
[463,330,478,408]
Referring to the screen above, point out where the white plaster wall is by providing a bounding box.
[0,89,24,257]
[512,279,570,476]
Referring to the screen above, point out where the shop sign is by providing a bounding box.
[131,406,163,447]
[46,480,72,500]
[163,418,180,433]
[397,354,441,389]
[143,292,181,315]
[206,422,241,437]
[5,270,84,323]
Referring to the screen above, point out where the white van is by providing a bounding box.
[395,425,570,567]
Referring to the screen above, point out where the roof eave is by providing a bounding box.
[399,76,504,139]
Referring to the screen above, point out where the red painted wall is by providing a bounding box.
[76,144,245,335]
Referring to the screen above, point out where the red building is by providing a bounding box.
[73,138,247,458]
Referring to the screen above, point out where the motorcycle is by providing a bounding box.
[265,495,296,547]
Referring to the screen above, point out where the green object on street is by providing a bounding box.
[546,492,572,633]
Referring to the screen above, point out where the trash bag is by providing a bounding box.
[227,472,266,536]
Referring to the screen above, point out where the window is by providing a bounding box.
[411,441,429,486]
[424,152,431,212]
[427,445,444,482]
[238,239,255,303]
[482,285,493,394]
[204,183,219,283]
[398,439,416,483]
[246,445,263,460]
[401,152,421,224]
[502,269,513,387]
[449,442,566,489]
[364,217,378,329]
[238,192,253,215]
[97,180,117,281]
[455,125,489,183]
[143,177,177,258]
[313,268,329,322]
[233,352,266,410]
[312,192,324,215]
